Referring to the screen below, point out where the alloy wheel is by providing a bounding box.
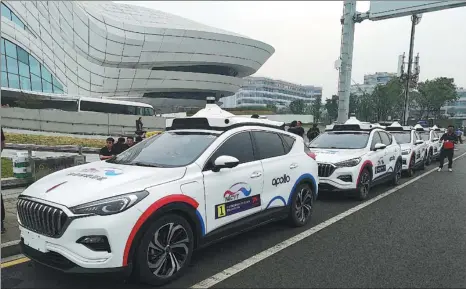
[359,171,370,198]
[147,222,190,278]
[295,187,313,223]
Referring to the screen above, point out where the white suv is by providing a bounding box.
[415,125,442,165]
[385,122,428,177]
[308,117,402,201]
[17,102,319,286]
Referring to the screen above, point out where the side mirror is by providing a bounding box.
[373,143,387,151]
[415,140,424,145]
[212,155,239,172]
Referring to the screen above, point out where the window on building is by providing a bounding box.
[1,3,26,30]
[1,37,64,94]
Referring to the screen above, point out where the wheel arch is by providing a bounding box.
[287,173,318,203]
[357,160,373,184]
[123,195,204,267]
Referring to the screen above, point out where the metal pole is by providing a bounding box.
[402,15,417,126]
[336,0,357,124]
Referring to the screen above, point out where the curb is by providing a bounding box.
[5,143,100,154]
[1,177,31,189]
[1,240,21,259]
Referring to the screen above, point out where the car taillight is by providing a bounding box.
[307,152,316,160]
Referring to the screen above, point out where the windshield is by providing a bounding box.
[392,132,412,144]
[107,131,218,167]
[308,132,369,149]
[418,132,430,141]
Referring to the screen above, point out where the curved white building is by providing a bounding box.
[1,1,274,112]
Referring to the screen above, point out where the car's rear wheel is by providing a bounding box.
[134,214,194,286]
[356,168,371,201]
[426,150,433,166]
[288,183,314,227]
[391,160,402,186]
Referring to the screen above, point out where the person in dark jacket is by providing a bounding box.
[295,121,305,138]
[438,125,458,172]
[135,136,143,144]
[136,117,146,137]
[113,137,128,154]
[307,123,320,141]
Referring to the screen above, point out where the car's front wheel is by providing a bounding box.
[391,160,402,186]
[134,214,194,286]
[426,150,433,166]
[288,183,314,227]
[356,168,371,201]
[406,157,415,177]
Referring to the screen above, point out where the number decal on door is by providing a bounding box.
[217,204,226,218]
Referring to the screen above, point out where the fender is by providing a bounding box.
[122,194,204,266]
[286,173,318,205]
[356,160,373,184]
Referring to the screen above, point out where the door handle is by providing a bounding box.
[290,163,299,169]
[250,171,262,178]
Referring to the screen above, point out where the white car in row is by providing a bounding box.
[385,122,428,177]
[308,117,402,200]
[17,100,319,285]
[415,125,443,165]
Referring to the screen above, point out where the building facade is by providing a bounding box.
[350,72,397,96]
[443,87,466,117]
[220,76,322,109]
[1,1,274,113]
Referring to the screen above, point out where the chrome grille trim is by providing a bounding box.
[317,163,336,178]
[17,198,69,238]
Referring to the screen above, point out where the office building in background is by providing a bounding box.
[350,72,397,96]
[1,1,274,113]
[220,76,322,109]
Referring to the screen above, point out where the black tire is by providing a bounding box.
[288,183,314,227]
[134,214,194,286]
[426,150,433,166]
[391,160,402,186]
[356,168,371,201]
[406,157,415,177]
[420,153,426,170]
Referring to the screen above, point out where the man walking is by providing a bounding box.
[438,125,458,172]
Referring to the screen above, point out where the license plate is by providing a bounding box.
[22,230,48,253]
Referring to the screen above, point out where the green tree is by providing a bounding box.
[289,99,306,114]
[311,95,322,122]
[371,78,404,121]
[266,104,278,113]
[413,77,458,119]
[325,96,338,122]
[349,93,359,117]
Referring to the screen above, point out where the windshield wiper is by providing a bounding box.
[131,162,161,168]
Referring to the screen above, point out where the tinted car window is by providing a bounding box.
[391,132,411,144]
[379,131,392,145]
[108,131,217,167]
[205,132,255,170]
[309,132,369,149]
[418,131,430,141]
[371,132,383,148]
[253,131,286,159]
[281,134,296,153]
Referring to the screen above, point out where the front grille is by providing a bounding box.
[17,199,69,238]
[318,163,336,177]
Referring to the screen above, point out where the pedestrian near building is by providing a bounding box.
[438,125,458,172]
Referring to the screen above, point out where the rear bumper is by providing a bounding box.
[20,240,132,275]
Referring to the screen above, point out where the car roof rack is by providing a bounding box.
[414,124,427,132]
[325,116,379,132]
[430,125,442,132]
[385,121,413,132]
[166,98,286,132]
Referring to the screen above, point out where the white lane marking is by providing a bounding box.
[191,152,466,288]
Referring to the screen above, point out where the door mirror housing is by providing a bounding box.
[373,143,387,151]
[415,140,424,145]
[212,155,239,172]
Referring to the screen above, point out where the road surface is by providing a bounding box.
[2,148,466,289]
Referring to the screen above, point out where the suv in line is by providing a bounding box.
[385,122,429,177]
[308,117,402,200]
[415,124,442,165]
[17,100,319,286]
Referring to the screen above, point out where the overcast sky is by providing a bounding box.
[120,1,466,99]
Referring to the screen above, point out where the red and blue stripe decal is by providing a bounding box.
[265,173,318,209]
[122,194,205,266]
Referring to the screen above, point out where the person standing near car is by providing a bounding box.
[1,128,5,233]
[307,123,320,141]
[438,125,458,172]
[99,137,116,160]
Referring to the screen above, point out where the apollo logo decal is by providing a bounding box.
[272,174,290,187]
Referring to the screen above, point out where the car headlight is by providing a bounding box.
[335,157,361,167]
[402,149,411,155]
[70,191,149,216]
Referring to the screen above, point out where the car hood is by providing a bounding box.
[20,161,186,207]
[309,148,366,164]
[400,143,412,151]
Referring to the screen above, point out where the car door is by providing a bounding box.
[202,131,264,232]
[379,131,396,172]
[369,131,388,179]
[413,132,424,164]
[251,130,294,211]
[431,131,441,156]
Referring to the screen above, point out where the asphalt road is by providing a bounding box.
[2,147,466,289]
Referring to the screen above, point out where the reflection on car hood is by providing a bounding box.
[20,161,186,207]
[309,148,366,164]
[400,143,412,151]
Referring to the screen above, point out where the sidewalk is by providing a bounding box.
[2,187,22,243]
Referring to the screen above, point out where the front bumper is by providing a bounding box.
[401,154,412,170]
[318,167,358,191]
[20,240,132,275]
